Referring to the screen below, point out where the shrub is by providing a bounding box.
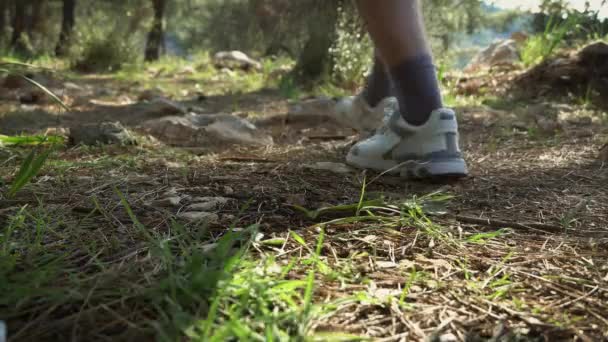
[521,14,580,66]
[71,32,141,72]
[328,4,373,90]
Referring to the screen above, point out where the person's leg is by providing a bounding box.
[361,53,391,108]
[357,0,442,126]
[345,0,467,178]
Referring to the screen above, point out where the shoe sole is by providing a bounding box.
[346,153,468,179]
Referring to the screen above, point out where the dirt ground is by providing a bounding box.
[1,62,607,341]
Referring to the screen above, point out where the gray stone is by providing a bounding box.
[151,196,182,207]
[178,211,219,224]
[139,113,273,147]
[213,51,262,71]
[69,122,137,146]
[188,197,231,211]
[63,82,83,91]
[465,39,520,72]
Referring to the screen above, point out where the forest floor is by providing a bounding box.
[1,56,608,341]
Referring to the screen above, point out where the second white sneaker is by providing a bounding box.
[333,95,398,135]
[346,107,468,179]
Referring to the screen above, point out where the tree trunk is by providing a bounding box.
[144,0,166,62]
[10,0,31,54]
[55,0,76,56]
[0,1,7,37]
[27,0,45,36]
[293,1,340,81]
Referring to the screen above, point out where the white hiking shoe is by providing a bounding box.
[333,95,398,134]
[346,108,468,179]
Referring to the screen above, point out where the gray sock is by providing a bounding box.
[389,54,443,126]
[361,55,391,108]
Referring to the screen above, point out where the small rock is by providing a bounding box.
[178,211,219,224]
[140,113,273,147]
[179,66,196,75]
[465,39,520,72]
[69,122,137,146]
[188,196,231,211]
[223,186,234,195]
[63,82,83,91]
[213,50,262,71]
[303,162,353,174]
[151,196,182,207]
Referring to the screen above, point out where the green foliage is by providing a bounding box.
[0,135,64,146]
[6,148,54,198]
[521,14,580,66]
[72,33,141,72]
[0,207,66,308]
[329,4,373,90]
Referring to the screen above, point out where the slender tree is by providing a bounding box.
[55,0,76,56]
[27,0,45,36]
[0,1,8,40]
[10,0,27,52]
[293,0,341,81]
[145,0,167,61]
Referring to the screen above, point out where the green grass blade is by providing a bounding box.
[21,74,70,111]
[0,135,64,146]
[8,148,53,197]
[302,270,315,319]
[356,176,367,216]
[115,187,153,241]
[290,231,308,248]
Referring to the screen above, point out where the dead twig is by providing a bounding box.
[218,156,276,163]
[455,215,563,233]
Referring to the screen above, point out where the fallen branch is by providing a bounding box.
[218,156,276,163]
[304,135,348,141]
[455,215,563,233]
